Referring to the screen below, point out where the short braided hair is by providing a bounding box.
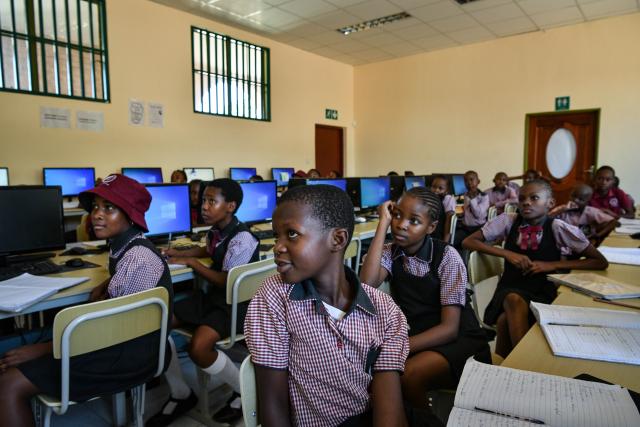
[403,187,442,223]
[279,184,354,242]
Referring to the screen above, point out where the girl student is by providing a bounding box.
[0,174,173,426]
[430,174,457,243]
[361,187,491,408]
[463,179,608,357]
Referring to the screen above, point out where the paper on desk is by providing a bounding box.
[598,246,640,266]
[82,240,107,247]
[618,218,640,226]
[615,226,640,235]
[0,273,89,313]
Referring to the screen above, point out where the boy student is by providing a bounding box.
[148,179,259,426]
[245,185,410,426]
[454,170,489,247]
[550,183,617,246]
[486,172,518,214]
[589,166,635,219]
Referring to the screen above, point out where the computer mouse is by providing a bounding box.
[65,258,85,268]
[68,246,88,255]
[354,216,366,223]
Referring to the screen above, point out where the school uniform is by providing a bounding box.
[244,267,409,427]
[485,186,518,214]
[454,191,490,247]
[589,187,634,216]
[18,228,173,401]
[441,194,456,214]
[380,238,490,381]
[507,181,520,195]
[481,213,589,325]
[174,216,258,337]
[555,205,614,237]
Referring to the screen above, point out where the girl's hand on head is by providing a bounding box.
[378,200,394,225]
[0,343,50,371]
[505,252,533,270]
[524,261,555,275]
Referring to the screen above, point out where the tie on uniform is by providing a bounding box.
[518,224,543,251]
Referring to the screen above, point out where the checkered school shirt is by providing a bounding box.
[206,228,258,271]
[244,269,409,427]
[108,230,165,298]
[381,242,467,306]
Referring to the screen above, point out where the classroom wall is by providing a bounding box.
[354,13,640,201]
[0,0,355,185]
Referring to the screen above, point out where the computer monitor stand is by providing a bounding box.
[63,196,79,209]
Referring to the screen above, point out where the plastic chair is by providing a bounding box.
[448,214,458,245]
[239,356,258,427]
[344,237,361,273]
[34,287,169,427]
[76,214,91,242]
[467,250,504,331]
[504,203,518,214]
[487,206,498,221]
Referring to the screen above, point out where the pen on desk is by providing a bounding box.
[593,297,640,310]
[474,406,545,424]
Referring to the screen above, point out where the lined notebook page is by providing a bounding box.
[447,407,537,427]
[453,359,640,427]
[542,325,640,365]
[598,247,640,266]
[531,302,640,329]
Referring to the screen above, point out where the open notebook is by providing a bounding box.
[447,358,640,426]
[598,247,640,266]
[0,273,89,312]
[548,273,640,300]
[531,302,640,365]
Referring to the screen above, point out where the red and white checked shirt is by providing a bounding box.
[244,268,409,426]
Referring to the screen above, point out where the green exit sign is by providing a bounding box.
[555,96,570,111]
[325,109,338,120]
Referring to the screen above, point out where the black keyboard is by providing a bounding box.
[253,229,275,240]
[0,260,63,282]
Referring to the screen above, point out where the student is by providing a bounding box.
[0,174,173,426]
[148,178,259,426]
[307,168,321,178]
[550,183,617,246]
[404,170,415,176]
[327,169,342,178]
[293,169,307,178]
[249,174,264,182]
[171,169,188,183]
[387,171,399,176]
[463,180,608,357]
[430,174,456,243]
[508,169,542,185]
[486,172,518,214]
[188,178,202,226]
[589,166,635,219]
[245,185,410,426]
[454,170,489,247]
[361,187,491,408]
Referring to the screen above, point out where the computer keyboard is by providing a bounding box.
[253,229,275,240]
[0,260,63,282]
[259,243,275,252]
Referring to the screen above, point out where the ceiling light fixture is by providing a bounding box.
[337,12,412,35]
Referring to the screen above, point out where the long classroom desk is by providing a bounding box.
[502,234,640,392]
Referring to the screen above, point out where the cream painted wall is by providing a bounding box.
[354,13,640,201]
[0,0,354,185]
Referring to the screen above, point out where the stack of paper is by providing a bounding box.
[0,273,89,313]
[531,302,640,365]
[447,358,640,426]
[598,246,640,266]
[615,218,640,235]
[548,273,640,300]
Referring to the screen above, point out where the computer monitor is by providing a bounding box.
[451,174,467,196]
[345,177,361,208]
[287,178,306,189]
[237,181,277,224]
[360,177,390,209]
[43,167,95,197]
[0,186,65,259]
[230,167,257,181]
[0,167,8,186]
[271,168,295,186]
[144,184,192,237]
[183,167,214,182]
[404,175,426,190]
[122,167,163,184]
[306,178,347,191]
[388,175,405,201]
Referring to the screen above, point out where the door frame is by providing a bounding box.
[523,108,601,172]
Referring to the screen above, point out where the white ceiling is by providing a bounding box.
[151,0,640,65]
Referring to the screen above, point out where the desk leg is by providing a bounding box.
[112,392,126,427]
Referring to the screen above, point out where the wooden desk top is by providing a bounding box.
[602,233,638,249]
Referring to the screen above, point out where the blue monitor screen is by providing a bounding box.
[122,167,163,184]
[307,178,347,191]
[360,177,390,209]
[237,181,277,224]
[271,168,295,186]
[184,167,214,182]
[0,168,8,186]
[145,184,191,236]
[452,174,467,196]
[43,168,95,196]
[230,168,257,181]
[404,176,425,190]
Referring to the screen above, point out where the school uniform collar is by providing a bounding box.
[492,186,507,194]
[109,226,144,254]
[210,216,240,240]
[391,236,433,263]
[288,266,377,317]
[465,190,486,197]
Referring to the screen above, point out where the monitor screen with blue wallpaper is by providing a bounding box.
[271,168,295,186]
[230,167,257,181]
[144,184,191,236]
[237,181,277,224]
[360,177,390,209]
[404,176,425,190]
[184,167,214,182]
[307,178,347,192]
[43,168,95,196]
[122,167,163,184]
[452,174,467,196]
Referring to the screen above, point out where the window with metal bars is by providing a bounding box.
[0,0,109,102]
[192,26,270,121]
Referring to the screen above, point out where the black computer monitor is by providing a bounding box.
[230,167,257,181]
[43,167,95,197]
[287,178,306,189]
[122,167,163,184]
[144,184,192,237]
[306,178,347,191]
[404,175,426,190]
[388,175,405,201]
[237,181,277,225]
[346,177,361,208]
[360,177,391,209]
[451,174,467,196]
[0,167,8,186]
[271,168,295,186]
[183,167,214,182]
[0,186,65,260]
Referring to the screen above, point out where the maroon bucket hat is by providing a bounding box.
[79,174,152,232]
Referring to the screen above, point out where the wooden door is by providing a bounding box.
[526,110,599,204]
[315,125,344,177]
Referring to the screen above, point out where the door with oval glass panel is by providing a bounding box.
[525,110,599,204]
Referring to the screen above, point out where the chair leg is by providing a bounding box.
[112,392,126,427]
[43,407,53,427]
[131,384,146,427]
[196,368,210,417]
